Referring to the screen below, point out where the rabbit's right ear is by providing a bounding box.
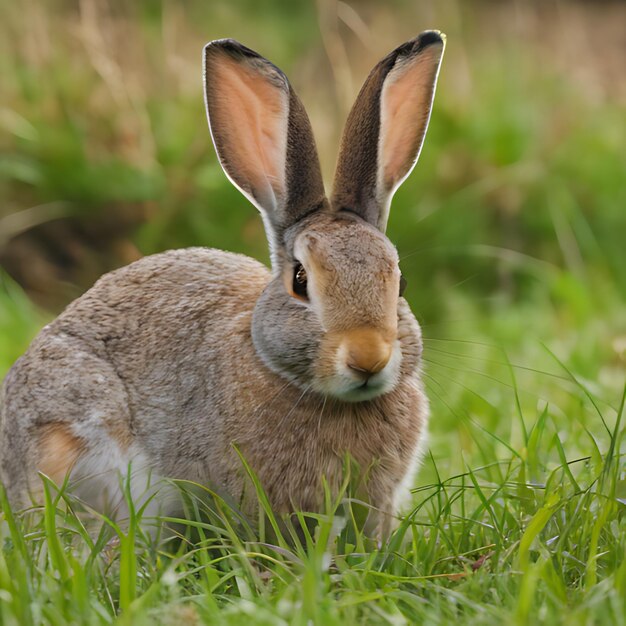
[331,31,445,232]
[204,40,326,262]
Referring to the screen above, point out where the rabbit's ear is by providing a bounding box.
[204,40,326,260]
[331,31,445,232]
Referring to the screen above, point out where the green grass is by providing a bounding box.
[0,369,624,625]
[1,0,625,623]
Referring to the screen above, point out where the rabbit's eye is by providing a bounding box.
[399,274,407,297]
[293,262,308,299]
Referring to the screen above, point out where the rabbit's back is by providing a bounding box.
[0,248,271,507]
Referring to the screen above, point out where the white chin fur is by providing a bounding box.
[315,342,403,403]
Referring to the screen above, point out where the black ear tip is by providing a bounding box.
[205,38,242,53]
[390,30,445,64]
[204,38,263,62]
[203,39,289,87]
[417,30,445,47]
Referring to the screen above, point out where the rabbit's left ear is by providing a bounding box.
[203,40,326,264]
[331,31,445,232]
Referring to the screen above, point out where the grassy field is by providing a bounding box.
[1,0,625,624]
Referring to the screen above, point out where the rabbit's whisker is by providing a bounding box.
[278,383,314,430]
[250,377,295,418]
[317,394,328,436]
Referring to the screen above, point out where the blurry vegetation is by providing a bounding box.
[1,0,624,314]
[0,0,625,623]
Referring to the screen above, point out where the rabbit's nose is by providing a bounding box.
[343,329,393,379]
[347,362,385,381]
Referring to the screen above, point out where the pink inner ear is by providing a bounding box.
[209,53,289,211]
[379,44,443,193]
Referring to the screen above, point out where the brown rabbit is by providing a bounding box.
[0,32,445,537]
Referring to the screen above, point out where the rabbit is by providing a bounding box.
[0,31,445,538]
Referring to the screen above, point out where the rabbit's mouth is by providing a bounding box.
[325,376,397,403]
[315,340,403,403]
[342,379,394,403]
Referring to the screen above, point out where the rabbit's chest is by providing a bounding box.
[240,396,422,513]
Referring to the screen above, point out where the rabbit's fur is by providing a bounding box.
[0,32,445,536]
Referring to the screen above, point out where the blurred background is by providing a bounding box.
[1,0,625,473]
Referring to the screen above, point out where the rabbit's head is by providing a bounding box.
[204,33,445,402]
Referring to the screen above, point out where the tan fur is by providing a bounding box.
[293,215,400,333]
[38,423,86,485]
[0,34,445,538]
[341,328,392,374]
[105,420,133,452]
